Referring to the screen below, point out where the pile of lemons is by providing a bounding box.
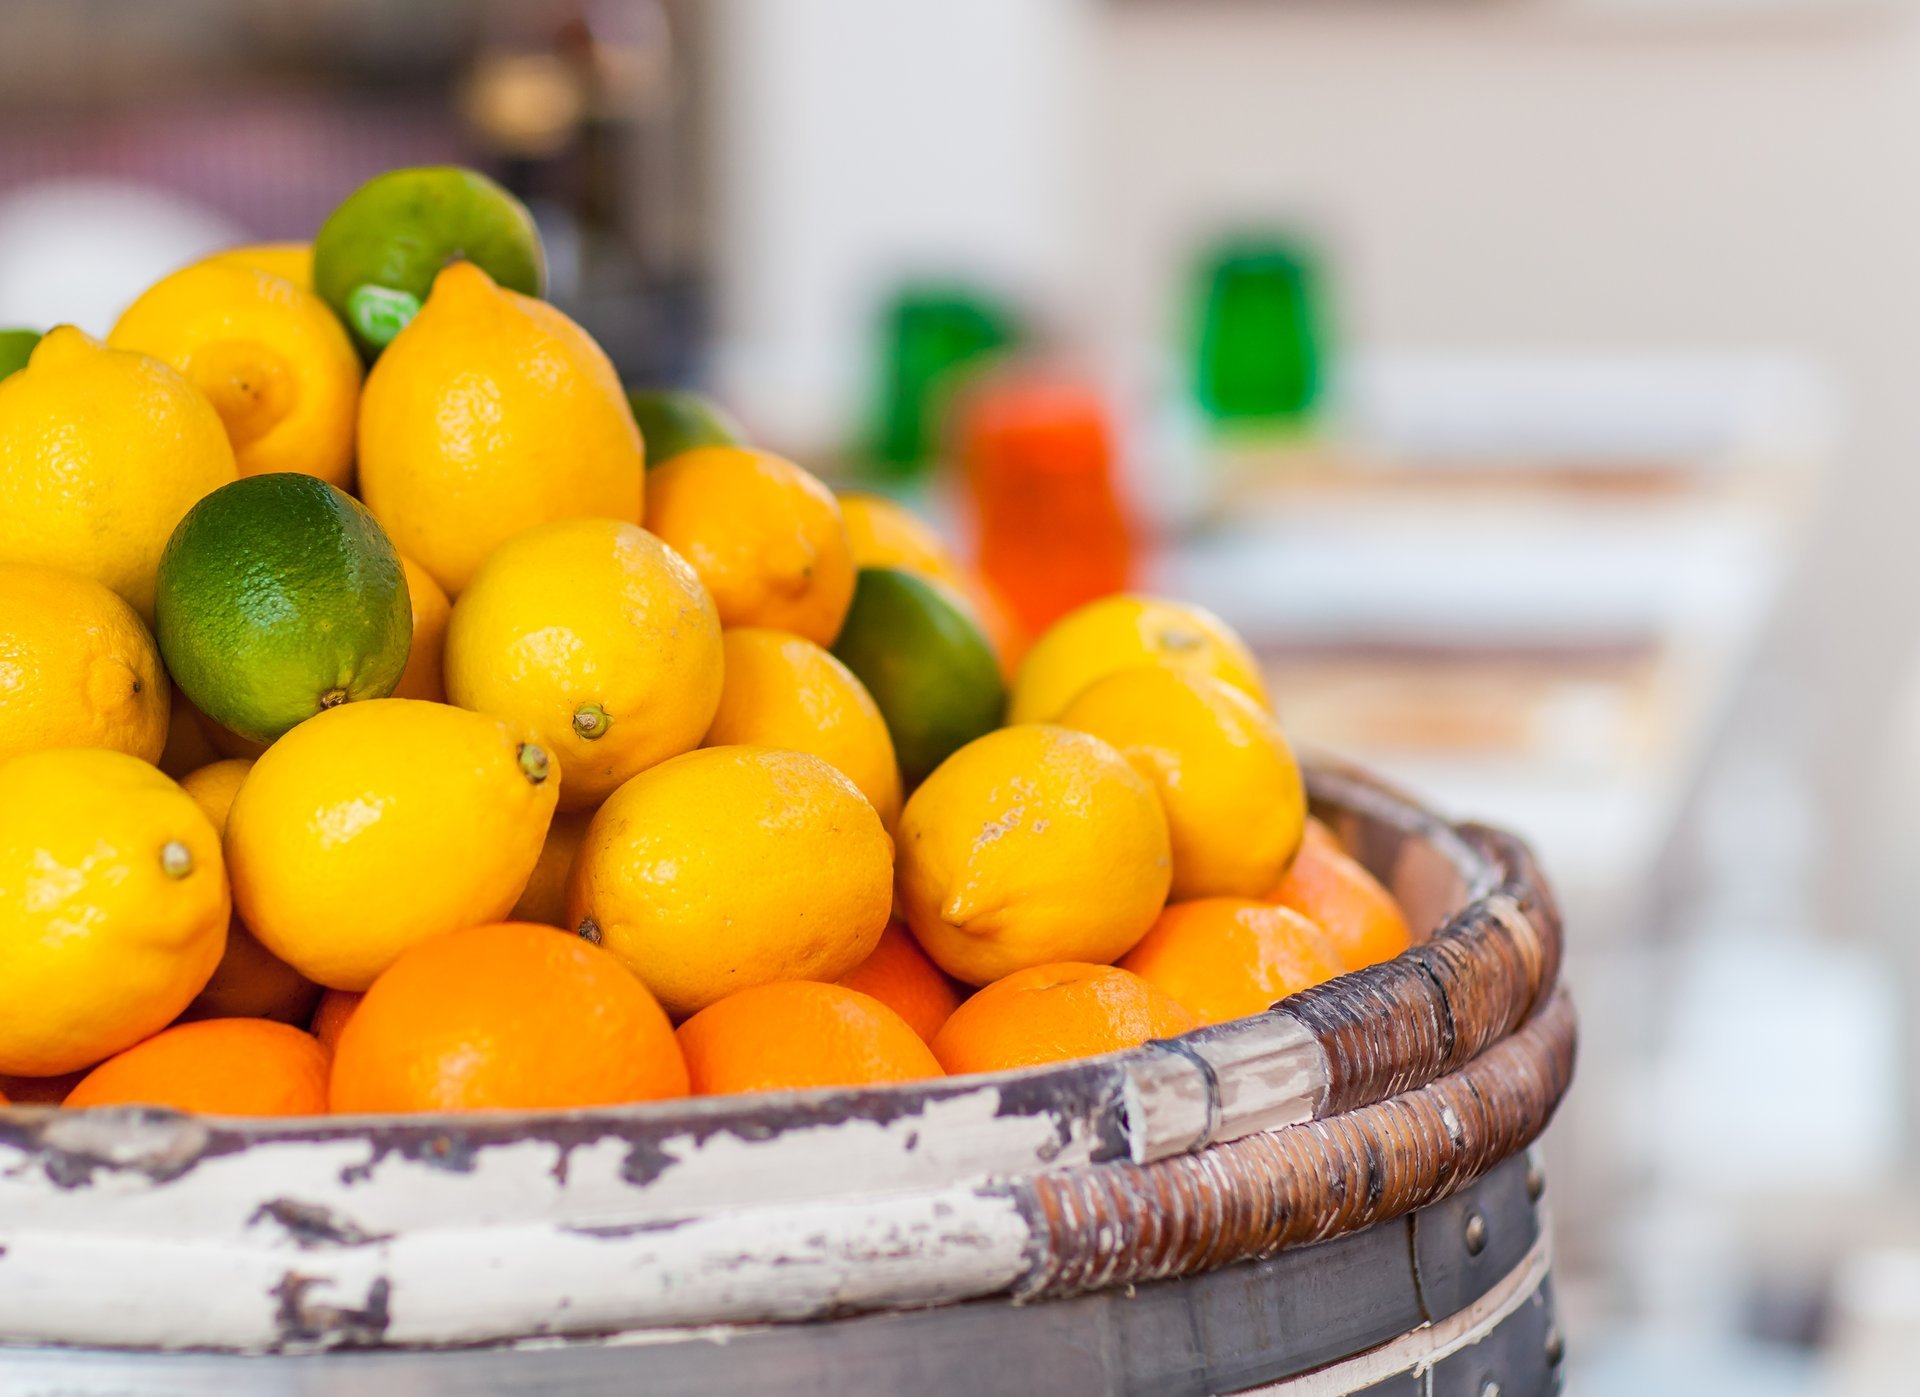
[0,167,1408,1117]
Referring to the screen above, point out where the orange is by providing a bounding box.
[329,922,688,1113]
[676,981,941,1096]
[310,989,364,1055]
[1268,819,1413,970]
[931,963,1197,1076]
[1118,898,1346,1027]
[835,921,963,1044]
[0,1071,85,1106]
[65,1019,329,1117]
[509,809,594,927]
[647,446,855,645]
[390,556,452,702]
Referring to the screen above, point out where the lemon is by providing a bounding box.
[314,166,545,358]
[201,242,313,289]
[1010,594,1269,725]
[0,563,170,764]
[1058,666,1307,900]
[357,261,642,596]
[109,261,361,488]
[390,555,452,703]
[895,725,1171,986]
[567,746,892,1018]
[831,567,1005,787]
[446,519,724,812]
[227,698,558,990]
[0,749,228,1076]
[509,808,594,927]
[175,758,320,1026]
[839,492,965,584]
[646,446,855,646]
[155,473,412,743]
[626,387,746,467]
[0,327,236,621]
[703,628,902,827]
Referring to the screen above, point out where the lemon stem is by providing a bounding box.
[517,743,551,785]
[576,916,603,945]
[572,704,610,740]
[159,841,193,879]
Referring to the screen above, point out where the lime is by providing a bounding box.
[312,166,545,359]
[625,387,746,468]
[0,329,40,381]
[155,474,412,743]
[832,567,1005,787]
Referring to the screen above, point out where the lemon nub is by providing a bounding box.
[518,742,551,785]
[572,703,610,740]
[159,841,194,879]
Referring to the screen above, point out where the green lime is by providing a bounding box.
[155,474,413,743]
[312,166,546,359]
[625,387,747,468]
[0,329,41,381]
[832,566,1005,787]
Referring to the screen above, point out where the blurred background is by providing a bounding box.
[7,0,1920,1389]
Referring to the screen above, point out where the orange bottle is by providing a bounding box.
[956,369,1135,637]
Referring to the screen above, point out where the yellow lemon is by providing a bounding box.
[0,327,236,621]
[895,725,1171,986]
[647,446,855,646]
[109,261,362,487]
[509,808,595,927]
[357,261,642,595]
[390,555,452,702]
[227,698,558,990]
[1009,594,1269,725]
[202,242,313,289]
[703,628,902,827]
[0,563,170,764]
[839,491,965,584]
[1058,666,1307,900]
[0,749,228,1076]
[567,746,892,1018]
[176,758,321,1025]
[446,519,724,812]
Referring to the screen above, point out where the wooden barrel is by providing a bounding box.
[0,755,1576,1395]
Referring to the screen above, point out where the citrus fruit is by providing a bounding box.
[677,981,940,1096]
[0,749,228,1076]
[1057,665,1307,900]
[65,1019,328,1117]
[703,628,901,827]
[508,809,593,927]
[646,446,854,645]
[390,556,452,702]
[895,725,1171,986]
[1118,898,1346,1027]
[0,329,40,380]
[357,261,641,595]
[832,567,1005,787]
[0,326,235,620]
[835,920,963,1044]
[838,492,964,583]
[1268,818,1413,971]
[1010,594,1269,725]
[310,989,363,1055]
[201,242,312,289]
[329,921,687,1113]
[157,687,222,777]
[191,705,270,761]
[445,519,723,811]
[930,963,1197,1076]
[313,166,545,357]
[226,699,558,990]
[626,387,745,467]
[567,746,892,1019]
[109,260,362,486]
[155,473,411,743]
[0,1071,84,1106]
[0,563,170,764]
[176,759,321,1026]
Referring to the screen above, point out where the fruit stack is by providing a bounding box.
[0,168,1412,1119]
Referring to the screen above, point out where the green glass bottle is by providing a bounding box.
[1191,235,1327,431]
[868,286,1018,479]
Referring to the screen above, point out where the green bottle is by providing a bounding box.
[1191,235,1328,431]
[868,286,1018,479]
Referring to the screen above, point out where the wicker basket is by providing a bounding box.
[0,755,1575,1395]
